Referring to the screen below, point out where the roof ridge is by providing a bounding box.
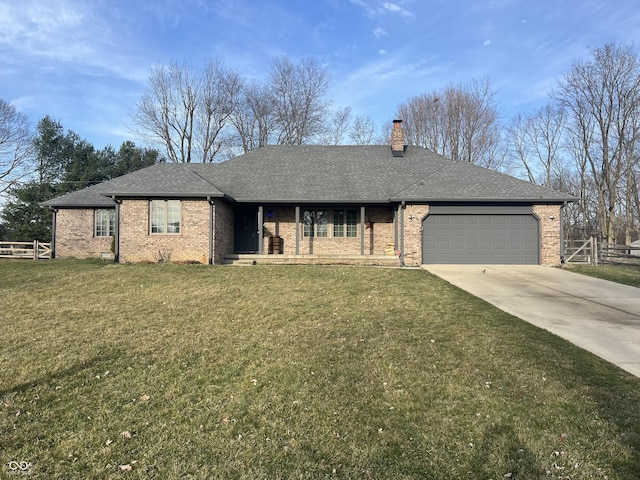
[184,163,227,195]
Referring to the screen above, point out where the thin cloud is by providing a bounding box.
[373,27,388,38]
[0,0,148,83]
[350,0,413,18]
[382,2,413,18]
[483,39,491,46]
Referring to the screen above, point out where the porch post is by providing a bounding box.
[295,206,300,255]
[258,205,264,254]
[360,206,365,255]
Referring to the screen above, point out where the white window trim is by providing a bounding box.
[303,208,359,239]
[95,208,115,237]
[150,200,181,235]
[333,208,358,238]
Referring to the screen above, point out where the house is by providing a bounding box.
[42,121,575,266]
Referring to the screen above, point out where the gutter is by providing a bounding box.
[49,207,58,259]
[560,201,567,263]
[208,196,215,265]
[112,196,121,263]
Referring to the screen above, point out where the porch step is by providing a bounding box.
[222,254,400,267]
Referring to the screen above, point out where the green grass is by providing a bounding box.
[565,263,640,287]
[1,259,640,479]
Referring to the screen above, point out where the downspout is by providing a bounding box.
[400,201,406,266]
[207,196,214,265]
[112,196,120,263]
[560,201,567,264]
[360,206,365,255]
[49,207,57,259]
[295,206,300,255]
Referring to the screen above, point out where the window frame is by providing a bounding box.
[95,208,115,237]
[150,200,181,235]
[303,209,328,238]
[333,209,358,238]
[303,208,359,239]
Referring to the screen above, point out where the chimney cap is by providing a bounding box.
[393,119,402,124]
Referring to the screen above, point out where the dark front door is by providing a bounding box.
[234,206,258,253]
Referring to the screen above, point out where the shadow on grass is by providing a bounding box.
[469,422,542,479]
[560,352,640,476]
[0,352,119,399]
[497,316,640,477]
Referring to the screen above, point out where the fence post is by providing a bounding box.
[34,240,38,260]
[593,236,598,266]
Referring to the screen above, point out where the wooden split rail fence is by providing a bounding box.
[564,237,640,266]
[0,241,52,260]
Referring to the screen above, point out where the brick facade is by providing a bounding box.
[55,208,113,259]
[533,204,562,265]
[401,204,430,266]
[213,200,234,264]
[119,199,210,263]
[400,203,563,266]
[54,201,564,266]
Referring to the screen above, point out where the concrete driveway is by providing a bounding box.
[422,265,640,378]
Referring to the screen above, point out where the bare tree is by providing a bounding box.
[269,57,331,145]
[507,105,566,186]
[230,81,277,154]
[0,99,34,195]
[133,59,241,162]
[197,59,242,162]
[554,43,640,243]
[323,106,352,145]
[349,114,379,145]
[397,78,502,168]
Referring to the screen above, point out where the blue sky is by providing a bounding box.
[1,0,639,151]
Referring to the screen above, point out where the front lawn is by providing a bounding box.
[565,263,640,287]
[1,260,639,479]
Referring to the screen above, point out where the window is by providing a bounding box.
[303,209,359,238]
[95,209,115,237]
[150,200,181,234]
[303,210,327,237]
[333,209,358,237]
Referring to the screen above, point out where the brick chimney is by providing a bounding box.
[391,119,405,157]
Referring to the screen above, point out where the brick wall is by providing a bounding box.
[261,206,396,256]
[213,200,234,264]
[401,203,563,266]
[401,204,429,266]
[55,208,113,259]
[533,204,562,265]
[119,199,210,263]
[55,201,564,265]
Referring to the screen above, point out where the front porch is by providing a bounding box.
[222,253,401,267]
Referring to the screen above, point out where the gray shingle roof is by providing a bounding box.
[42,145,576,208]
[41,181,117,208]
[42,164,225,208]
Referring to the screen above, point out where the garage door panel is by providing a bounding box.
[422,214,539,264]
